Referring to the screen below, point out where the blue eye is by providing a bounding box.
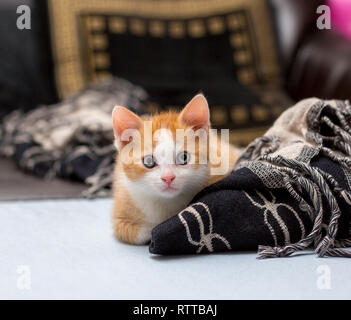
[176,151,190,165]
[143,155,157,168]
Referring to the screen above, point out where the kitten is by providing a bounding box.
[112,94,240,244]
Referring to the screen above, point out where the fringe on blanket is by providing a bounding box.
[243,100,351,258]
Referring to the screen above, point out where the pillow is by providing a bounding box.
[48,0,289,146]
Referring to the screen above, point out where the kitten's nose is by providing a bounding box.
[161,174,175,185]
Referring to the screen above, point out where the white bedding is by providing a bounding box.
[0,199,349,299]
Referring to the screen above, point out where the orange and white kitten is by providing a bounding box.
[112,94,239,244]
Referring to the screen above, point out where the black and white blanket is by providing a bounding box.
[0,78,147,197]
[150,98,351,258]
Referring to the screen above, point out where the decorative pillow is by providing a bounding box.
[48,0,289,145]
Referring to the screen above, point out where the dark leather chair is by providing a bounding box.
[270,0,351,101]
[0,0,57,117]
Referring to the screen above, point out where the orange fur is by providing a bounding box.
[112,159,145,244]
[112,95,240,244]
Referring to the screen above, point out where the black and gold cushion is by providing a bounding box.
[48,0,290,145]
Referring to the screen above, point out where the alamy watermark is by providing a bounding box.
[17,265,31,290]
[117,124,230,176]
[16,5,31,30]
[15,4,333,31]
[317,5,332,30]
[316,264,331,290]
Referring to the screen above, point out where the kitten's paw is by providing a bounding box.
[114,219,152,245]
[134,224,153,245]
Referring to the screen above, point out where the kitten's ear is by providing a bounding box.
[179,94,210,130]
[112,106,142,149]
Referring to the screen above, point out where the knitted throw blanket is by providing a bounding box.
[150,98,351,258]
[0,78,147,197]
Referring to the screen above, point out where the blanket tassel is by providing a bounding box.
[257,245,300,259]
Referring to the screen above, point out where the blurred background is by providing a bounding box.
[0,0,351,201]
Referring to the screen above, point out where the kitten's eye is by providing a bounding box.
[142,155,157,168]
[176,151,190,165]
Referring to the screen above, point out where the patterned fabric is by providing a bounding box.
[47,0,289,146]
[48,0,281,98]
[150,98,351,258]
[0,77,147,197]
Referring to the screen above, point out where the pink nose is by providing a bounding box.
[161,174,175,185]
